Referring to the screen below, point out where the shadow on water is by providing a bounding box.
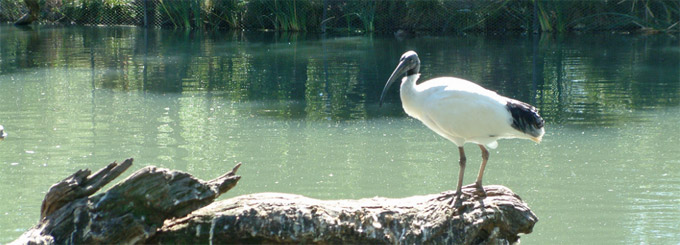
[2,25,677,125]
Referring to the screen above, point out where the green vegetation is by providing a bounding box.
[534,0,680,32]
[0,0,24,21]
[0,0,678,33]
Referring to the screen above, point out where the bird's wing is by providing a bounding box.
[417,86,512,141]
[412,77,544,144]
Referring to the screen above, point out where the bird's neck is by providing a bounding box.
[399,74,420,107]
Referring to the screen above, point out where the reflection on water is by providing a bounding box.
[0,24,679,244]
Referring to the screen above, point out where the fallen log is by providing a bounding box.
[151,185,537,244]
[13,159,537,244]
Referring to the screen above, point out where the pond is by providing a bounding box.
[0,24,679,244]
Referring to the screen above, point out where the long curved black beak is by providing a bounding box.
[379,59,411,107]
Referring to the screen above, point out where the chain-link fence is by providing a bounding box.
[1,0,679,33]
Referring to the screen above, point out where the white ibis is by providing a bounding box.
[380,51,544,200]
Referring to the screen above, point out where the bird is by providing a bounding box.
[379,51,544,201]
[0,125,6,139]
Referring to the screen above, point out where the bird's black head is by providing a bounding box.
[380,51,421,107]
[399,51,420,75]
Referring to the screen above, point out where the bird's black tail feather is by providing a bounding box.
[506,99,544,138]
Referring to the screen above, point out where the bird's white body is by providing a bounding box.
[399,75,543,149]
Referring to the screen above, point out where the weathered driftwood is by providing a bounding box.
[151,185,537,244]
[13,159,537,244]
[40,159,133,219]
[12,159,242,244]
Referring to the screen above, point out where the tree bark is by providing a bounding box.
[150,185,537,244]
[12,159,242,244]
[13,160,537,244]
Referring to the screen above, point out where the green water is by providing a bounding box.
[0,25,679,244]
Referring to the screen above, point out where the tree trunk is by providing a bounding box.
[14,0,40,25]
[12,159,537,244]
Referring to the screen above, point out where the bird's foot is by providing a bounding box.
[462,183,487,197]
[439,184,488,208]
[448,191,463,207]
[437,190,463,207]
[475,184,486,196]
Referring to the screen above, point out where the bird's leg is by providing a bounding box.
[449,146,466,206]
[455,146,466,195]
[475,144,489,194]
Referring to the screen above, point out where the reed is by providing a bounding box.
[158,0,203,28]
[350,1,376,32]
[323,1,376,32]
[4,0,678,33]
[203,0,244,29]
[259,0,321,31]
[60,0,104,24]
[535,0,680,32]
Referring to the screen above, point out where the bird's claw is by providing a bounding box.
[440,184,489,208]
[474,185,487,196]
[461,183,487,197]
[446,191,464,207]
